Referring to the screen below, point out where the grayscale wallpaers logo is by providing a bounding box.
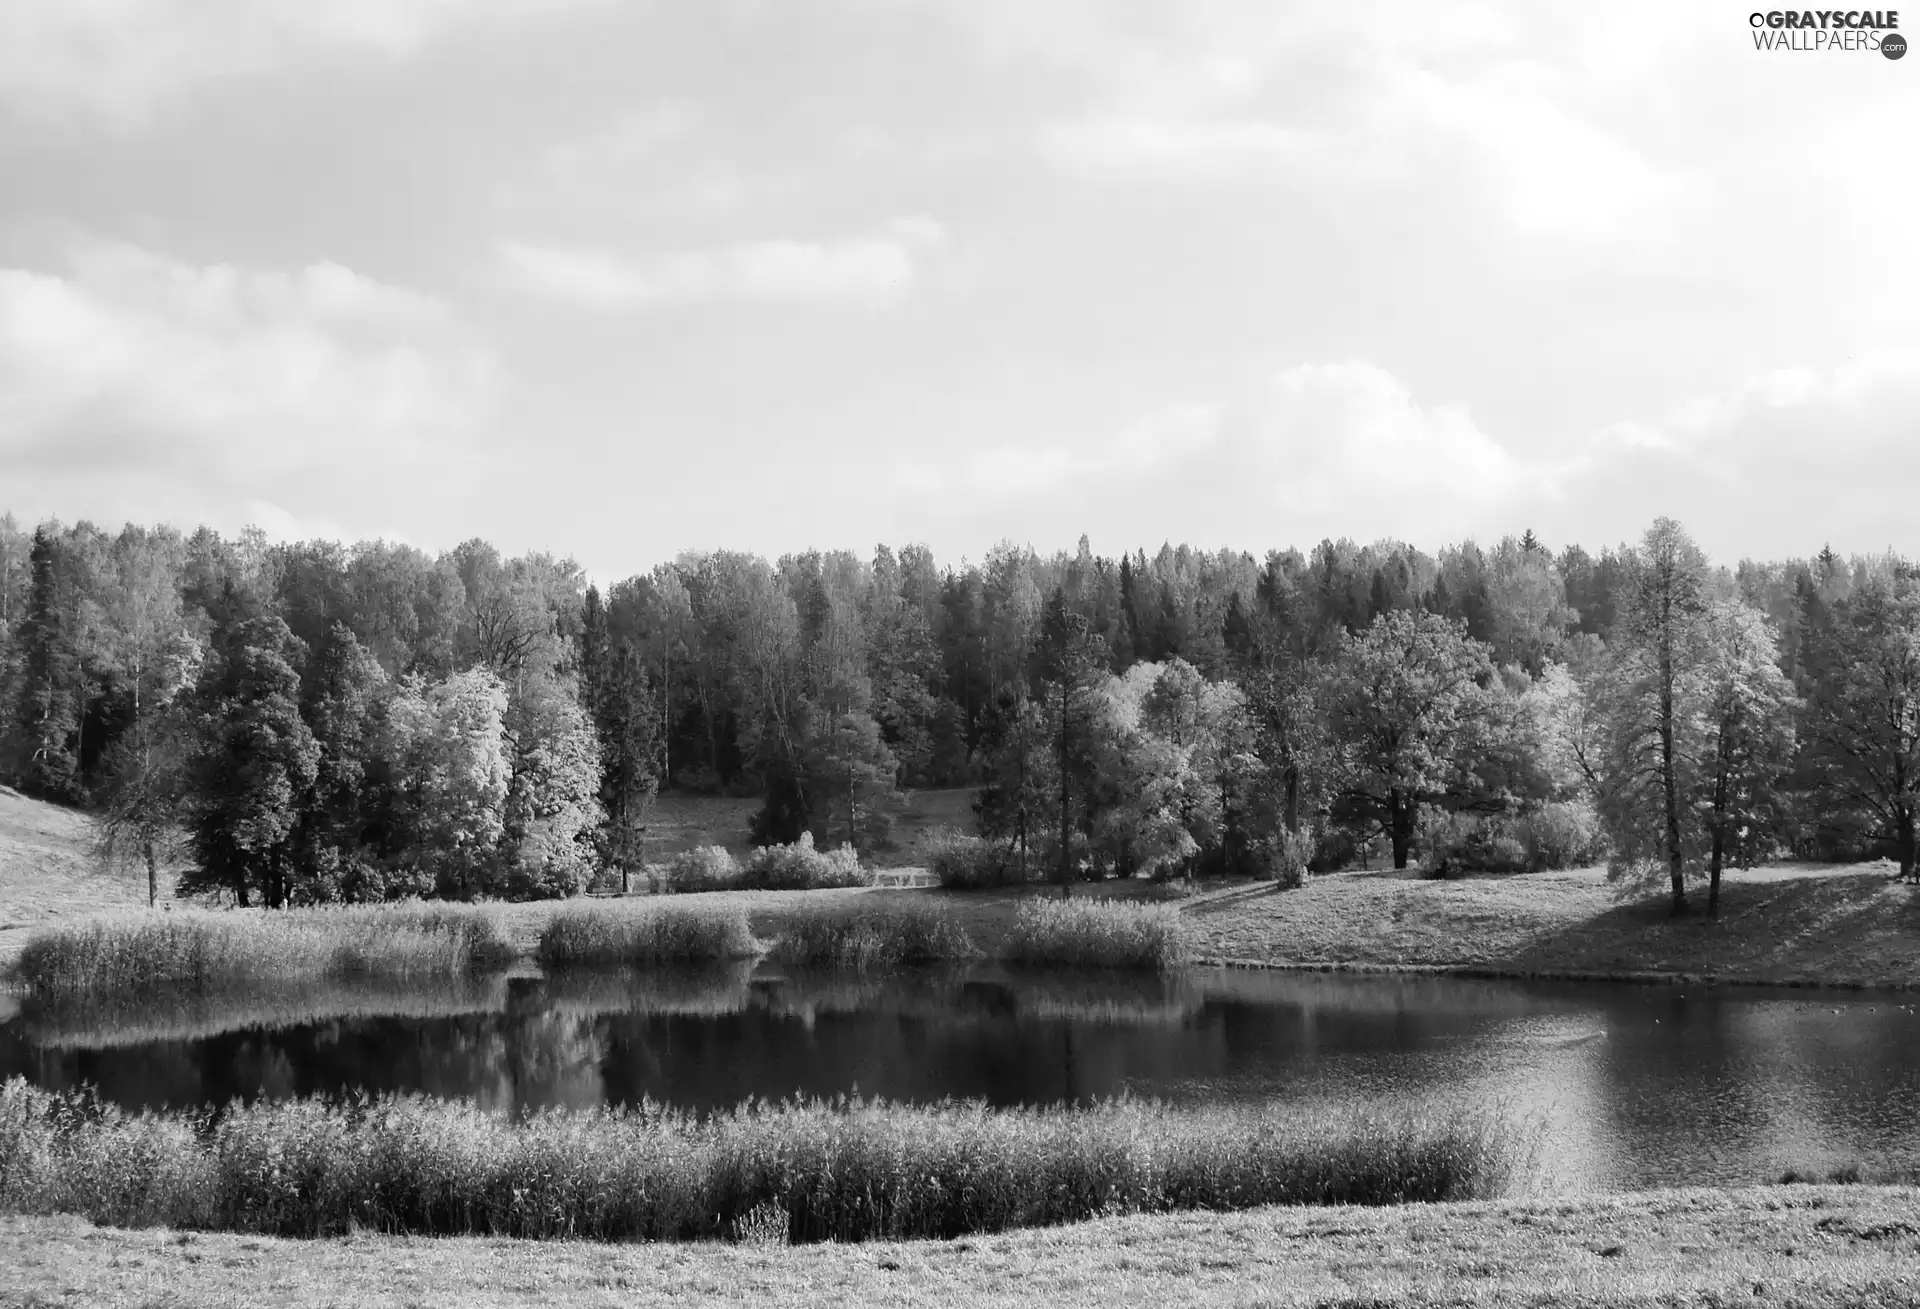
[1749,9,1906,54]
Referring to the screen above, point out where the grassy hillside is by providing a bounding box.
[5,1185,1920,1308]
[1187,862,1920,988]
[0,786,173,947]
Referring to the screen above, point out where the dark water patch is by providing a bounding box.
[4,965,1919,1192]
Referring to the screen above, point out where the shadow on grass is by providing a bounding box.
[1490,871,1916,983]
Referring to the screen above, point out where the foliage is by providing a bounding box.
[660,844,743,892]
[179,617,321,908]
[1794,560,1920,881]
[738,831,872,890]
[1323,610,1516,870]
[534,902,756,966]
[0,511,1901,914]
[924,828,1017,889]
[0,1081,1526,1243]
[1003,898,1192,970]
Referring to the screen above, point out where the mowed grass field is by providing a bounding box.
[1185,862,1920,989]
[6,1186,1920,1308]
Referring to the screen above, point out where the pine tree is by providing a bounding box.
[182,617,320,908]
[10,527,83,800]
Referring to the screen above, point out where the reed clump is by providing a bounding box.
[0,1079,1531,1244]
[769,904,976,970]
[1004,898,1193,970]
[534,902,758,967]
[8,904,514,995]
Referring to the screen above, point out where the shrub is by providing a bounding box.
[1262,827,1316,889]
[1513,802,1602,871]
[769,904,975,969]
[739,832,872,891]
[925,829,1014,890]
[1417,813,1531,877]
[662,845,743,893]
[9,904,514,995]
[1004,899,1191,970]
[535,902,757,967]
[0,1080,1532,1244]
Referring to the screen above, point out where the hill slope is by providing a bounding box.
[0,787,169,950]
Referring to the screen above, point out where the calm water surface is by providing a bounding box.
[3,964,1917,1193]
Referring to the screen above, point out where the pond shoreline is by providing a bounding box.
[1193,954,1920,993]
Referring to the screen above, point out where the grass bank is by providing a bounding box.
[0,1080,1524,1244]
[6,1185,1920,1308]
[534,901,757,967]
[1186,862,1920,989]
[6,904,513,994]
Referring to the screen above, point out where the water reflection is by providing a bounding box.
[4,965,1918,1193]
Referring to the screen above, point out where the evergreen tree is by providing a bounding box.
[181,617,319,908]
[9,527,84,801]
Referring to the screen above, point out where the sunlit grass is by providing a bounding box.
[7,904,514,994]
[534,902,758,967]
[0,1079,1530,1244]
[1004,898,1192,970]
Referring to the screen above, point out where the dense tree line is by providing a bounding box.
[1,512,1915,910]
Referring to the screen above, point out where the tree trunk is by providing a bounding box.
[1708,827,1724,917]
[1900,807,1917,883]
[144,837,157,909]
[1659,645,1687,916]
[1390,795,1413,870]
[1058,699,1073,898]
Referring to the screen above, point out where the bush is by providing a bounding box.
[662,845,743,893]
[534,902,758,967]
[0,1080,1532,1244]
[1004,898,1192,970]
[925,829,1015,890]
[1513,802,1602,871]
[739,832,872,891]
[769,904,976,970]
[1262,827,1315,889]
[9,904,514,995]
[1417,813,1529,877]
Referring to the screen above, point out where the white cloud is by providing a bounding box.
[497,217,949,310]
[955,1,1705,243]
[512,104,805,223]
[0,0,608,126]
[896,361,1545,549]
[0,241,497,531]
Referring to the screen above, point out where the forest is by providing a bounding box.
[1,512,1915,914]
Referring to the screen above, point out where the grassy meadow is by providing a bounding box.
[7,1185,1920,1308]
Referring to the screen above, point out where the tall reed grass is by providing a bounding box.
[1004,898,1193,970]
[8,905,514,995]
[534,902,758,967]
[0,1079,1531,1244]
[769,904,975,970]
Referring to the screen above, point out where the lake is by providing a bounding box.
[4,963,1917,1194]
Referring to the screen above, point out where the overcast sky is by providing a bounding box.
[3,1,1916,580]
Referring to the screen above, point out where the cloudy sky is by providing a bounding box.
[2,1,1916,580]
